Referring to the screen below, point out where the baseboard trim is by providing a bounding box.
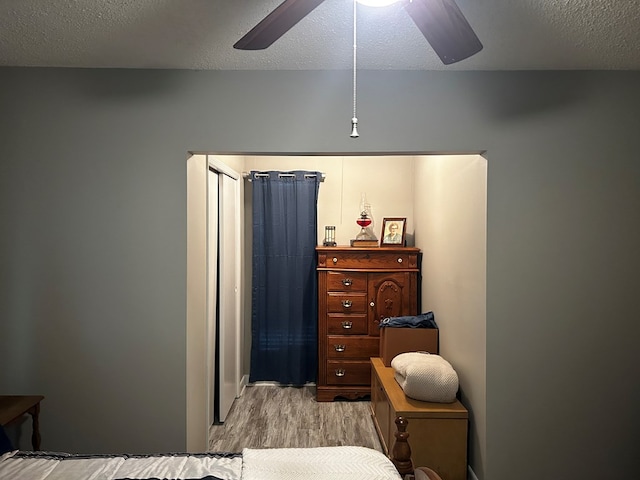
[239,375,249,396]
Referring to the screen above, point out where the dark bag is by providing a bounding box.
[379,311,437,329]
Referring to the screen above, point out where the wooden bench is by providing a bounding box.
[370,357,468,480]
[0,395,44,450]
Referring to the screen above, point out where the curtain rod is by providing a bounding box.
[243,172,325,182]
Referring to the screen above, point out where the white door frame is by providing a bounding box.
[186,154,243,452]
[206,169,219,427]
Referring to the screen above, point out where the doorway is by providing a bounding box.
[187,153,486,462]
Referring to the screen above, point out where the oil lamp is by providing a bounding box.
[355,211,374,240]
[351,193,378,246]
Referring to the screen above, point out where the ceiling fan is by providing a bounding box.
[233,0,483,65]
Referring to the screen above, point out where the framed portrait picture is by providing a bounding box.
[380,217,406,246]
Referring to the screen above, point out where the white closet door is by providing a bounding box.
[206,170,219,427]
[218,173,239,422]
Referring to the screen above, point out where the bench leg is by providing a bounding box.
[27,403,41,450]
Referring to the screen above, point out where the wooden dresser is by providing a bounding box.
[370,357,468,480]
[316,246,420,402]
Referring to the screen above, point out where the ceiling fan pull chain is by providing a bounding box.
[350,0,359,138]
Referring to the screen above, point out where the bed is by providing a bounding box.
[0,416,444,480]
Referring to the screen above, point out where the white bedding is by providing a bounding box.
[242,446,402,480]
[0,446,401,480]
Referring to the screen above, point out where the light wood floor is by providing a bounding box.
[208,385,382,453]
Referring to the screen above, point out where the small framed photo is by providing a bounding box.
[380,217,406,246]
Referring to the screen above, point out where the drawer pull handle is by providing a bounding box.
[397,257,403,263]
[335,369,346,377]
[341,321,353,329]
[342,278,353,286]
[332,257,338,264]
[334,344,346,352]
[342,300,352,308]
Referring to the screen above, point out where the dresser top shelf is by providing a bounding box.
[316,246,420,252]
[316,247,421,271]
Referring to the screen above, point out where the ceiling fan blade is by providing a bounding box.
[405,0,483,64]
[234,0,327,50]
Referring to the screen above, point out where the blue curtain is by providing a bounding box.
[249,171,320,384]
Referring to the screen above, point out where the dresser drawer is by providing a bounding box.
[326,271,367,292]
[327,336,379,359]
[327,314,368,335]
[323,252,417,270]
[325,361,371,385]
[327,293,367,313]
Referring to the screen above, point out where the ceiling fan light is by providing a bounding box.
[355,0,400,7]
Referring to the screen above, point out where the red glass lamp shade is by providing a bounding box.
[357,215,372,228]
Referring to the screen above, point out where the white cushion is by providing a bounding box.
[391,352,458,403]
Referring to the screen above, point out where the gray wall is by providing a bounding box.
[1,68,639,479]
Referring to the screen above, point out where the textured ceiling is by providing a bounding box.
[1,0,639,71]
